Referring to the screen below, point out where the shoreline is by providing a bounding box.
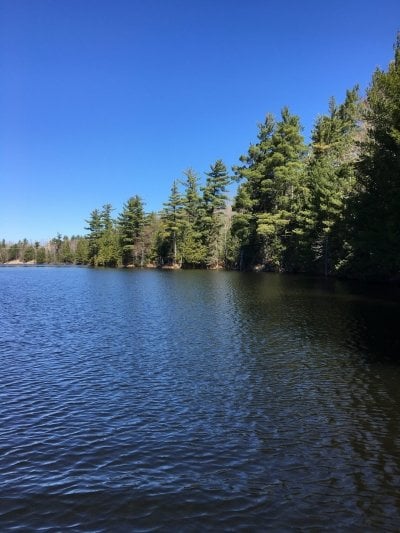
[1,261,399,287]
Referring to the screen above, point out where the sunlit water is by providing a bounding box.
[1,266,400,531]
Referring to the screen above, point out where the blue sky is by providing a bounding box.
[1,0,399,242]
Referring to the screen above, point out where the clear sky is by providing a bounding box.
[1,0,399,242]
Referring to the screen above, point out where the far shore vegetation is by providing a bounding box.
[2,37,400,282]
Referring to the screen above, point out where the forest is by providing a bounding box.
[2,37,400,282]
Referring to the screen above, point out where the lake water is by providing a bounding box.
[1,266,400,531]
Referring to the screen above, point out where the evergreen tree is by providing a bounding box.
[45,235,59,262]
[75,238,89,264]
[60,236,74,263]
[118,195,146,266]
[85,204,120,267]
[180,169,206,267]
[160,181,185,265]
[23,246,35,262]
[8,244,19,261]
[202,160,230,211]
[142,212,162,265]
[201,160,231,267]
[97,204,120,267]
[344,36,400,279]
[36,247,47,264]
[85,209,103,265]
[96,229,120,267]
[305,87,362,274]
[182,168,201,225]
[0,240,7,263]
[232,108,307,270]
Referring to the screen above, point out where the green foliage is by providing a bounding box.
[232,107,307,270]
[179,169,209,267]
[0,240,7,263]
[200,160,231,267]
[60,237,74,263]
[202,160,230,212]
[8,244,20,261]
[342,36,400,279]
[160,180,185,265]
[51,233,63,262]
[23,246,35,262]
[85,205,121,267]
[75,238,89,264]
[118,195,146,266]
[142,212,162,265]
[182,168,201,226]
[36,247,47,264]
[180,223,207,266]
[95,229,120,267]
[156,166,231,268]
[85,208,103,265]
[291,86,363,274]
[4,35,399,282]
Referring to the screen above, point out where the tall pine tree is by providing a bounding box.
[201,160,231,268]
[160,181,185,266]
[344,36,400,279]
[305,88,362,275]
[232,108,307,270]
[118,195,146,266]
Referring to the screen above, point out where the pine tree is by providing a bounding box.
[85,204,120,267]
[50,233,63,262]
[161,181,185,266]
[232,108,307,270]
[345,36,400,279]
[306,87,362,275]
[85,209,103,265]
[118,195,146,266]
[142,212,162,266]
[202,160,230,212]
[36,247,47,264]
[0,240,7,263]
[60,236,74,263]
[97,204,120,267]
[180,169,206,267]
[75,238,89,264]
[201,160,231,267]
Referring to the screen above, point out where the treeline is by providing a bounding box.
[229,36,400,281]
[2,38,400,280]
[0,162,234,269]
[84,162,233,268]
[0,235,88,265]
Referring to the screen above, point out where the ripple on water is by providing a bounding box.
[1,268,400,530]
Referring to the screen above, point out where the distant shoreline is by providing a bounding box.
[1,261,399,287]
[2,260,36,265]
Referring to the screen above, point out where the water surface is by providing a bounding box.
[1,267,400,531]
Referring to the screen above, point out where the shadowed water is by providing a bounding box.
[1,267,400,531]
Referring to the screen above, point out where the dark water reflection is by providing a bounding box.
[0,267,399,531]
